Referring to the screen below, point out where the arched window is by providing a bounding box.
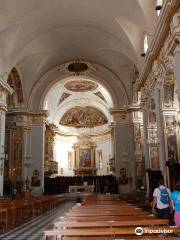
[156,0,163,17]
[144,35,148,54]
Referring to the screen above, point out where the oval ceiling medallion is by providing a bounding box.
[68,62,88,72]
[65,80,98,92]
[60,106,108,128]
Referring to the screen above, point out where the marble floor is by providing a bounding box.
[0,201,74,240]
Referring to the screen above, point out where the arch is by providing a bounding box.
[28,61,129,110]
[7,67,24,108]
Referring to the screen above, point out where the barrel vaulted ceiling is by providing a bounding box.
[0,0,157,108]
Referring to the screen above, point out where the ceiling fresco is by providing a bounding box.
[60,106,108,128]
[59,92,71,105]
[64,80,98,92]
[94,91,106,102]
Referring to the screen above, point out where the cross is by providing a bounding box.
[0,163,3,176]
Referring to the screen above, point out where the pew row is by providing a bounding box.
[44,226,180,240]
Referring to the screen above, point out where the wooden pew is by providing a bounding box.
[0,195,65,233]
[44,194,179,240]
[62,237,179,240]
[65,210,149,217]
[63,215,157,222]
[54,219,169,229]
[44,226,180,240]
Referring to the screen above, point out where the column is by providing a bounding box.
[30,111,47,196]
[111,109,135,194]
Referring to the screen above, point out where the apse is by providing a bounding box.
[43,75,114,176]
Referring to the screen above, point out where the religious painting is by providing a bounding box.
[59,92,71,105]
[167,135,178,164]
[65,80,98,92]
[67,151,73,170]
[148,111,156,125]
[119,167,128,185]
[94,91,106,102]
[60,106,108,128]
[79,149,91,167]
[149,146,160,169]
[164,83,174,108]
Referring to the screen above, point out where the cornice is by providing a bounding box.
[109,108,127,120]
[136,0,180,90]
[6,109,48,125]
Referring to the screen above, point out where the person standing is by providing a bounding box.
[171,180,180,226]
[152,178,171,219]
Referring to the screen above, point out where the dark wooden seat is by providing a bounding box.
[54,219,169,229]
[44,226,180,239]
[0,195,65,233]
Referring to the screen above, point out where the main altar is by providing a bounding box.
[73,136,97,175]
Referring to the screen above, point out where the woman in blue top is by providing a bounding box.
[171,180,180,226]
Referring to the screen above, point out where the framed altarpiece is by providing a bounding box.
[73,139,97,175]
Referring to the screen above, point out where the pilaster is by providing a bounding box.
[110,108,135,194]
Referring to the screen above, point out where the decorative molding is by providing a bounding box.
[135,0,180,90]
[6,110,48,126]
[109,108,127,122]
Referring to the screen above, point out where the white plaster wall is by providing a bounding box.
[55,135,77,176]
[96,137,113,175]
